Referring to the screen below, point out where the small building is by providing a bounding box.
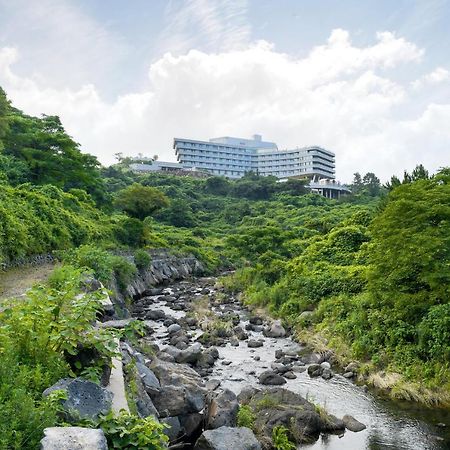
[129,160,209,178]
[308,178,351,199]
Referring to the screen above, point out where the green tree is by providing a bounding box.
[362,172,381,196]
[204,176,230,196]
[351,172,364,194]
[114,183,169,220]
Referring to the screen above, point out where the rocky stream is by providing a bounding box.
[122,274,449,450]
[41,266,450,450]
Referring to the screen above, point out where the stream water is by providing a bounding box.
[134,277,450,450]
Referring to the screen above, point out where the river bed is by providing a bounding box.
[134,277,450,450]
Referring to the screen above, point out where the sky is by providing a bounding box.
[0,0,449,182]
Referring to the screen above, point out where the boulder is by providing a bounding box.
[247,340,264,348]
[249,317,264,326]
[161,416,183,442]
[206,389,239,429]
[343,415,366,432]
[146,310,166,321]
[263,320,286,338]
[321,368,334,380]
[258,371,286,386]
[130,370,159,418]
[40,427,107,450]
[243,388,345,446]
[283,371,297,379]
[194,426,261,450]
[43,378,112,421]
[167,323,182,334]
[175,343,203,364]
[307,364,324,378]
[149,359,207,417]
[136,362,160,395]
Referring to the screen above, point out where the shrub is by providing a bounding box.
[236,405,256,430]
[134,249,152,271]
[96,411,168,449]
[272,426,296,450]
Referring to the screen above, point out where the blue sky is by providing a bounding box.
[0,0,449,181]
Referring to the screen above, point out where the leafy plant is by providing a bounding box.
[272,425,296,450]
[237,405,256,430]
[96,411,169,449]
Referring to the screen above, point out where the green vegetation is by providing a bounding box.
[0,267,118,448]
[237,405,256,430]
[92,411,168,449]
[0,83,449,449]
[272,426,296,450]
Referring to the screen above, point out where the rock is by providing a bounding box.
[253,356,260,361]
[43,378,112,421]
[175,343,203,365]
[343,415,366,432]
[244,388,345,445]
[167,323,182,334]
[180,412,204,438]
[292,366,307,373]
[247,340,264,348]
[146,309,166,320]
[271,363,290,374]
[249,316,264,326]
[230,337,239,347]
[161,416,183,442]
[344,362,360,373]
[130,370,159,418]
[234,327,249,341]
[194,426,261,450]
[343,371,355,379]
[275,349,284,359]
[321,368,334,380]
[207,389,239,429]
[283,371,297,379]
[258,370,287,385]
[40,427,107,450]
[149,358,207,417]
[263,320,286,338]
[221,360,232,366]
[136,362,161,394]
[320,361,331,369]
[206,379,221,391]
[307,364,324,378]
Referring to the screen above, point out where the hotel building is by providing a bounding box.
[173,134,335,180]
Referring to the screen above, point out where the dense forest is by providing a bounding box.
[0,87,449,448]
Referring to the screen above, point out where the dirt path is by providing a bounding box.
[0,263,57,301]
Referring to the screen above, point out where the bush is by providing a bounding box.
[96,411,168,449]
[0,266,118,449]
[134,249,152,271]
[236,405,256,430]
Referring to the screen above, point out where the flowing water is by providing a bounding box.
[137,278,450,450]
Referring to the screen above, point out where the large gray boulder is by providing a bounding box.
[258,370,286,386]
[194,426,261,450]
[40,427,107,450]
[241,388,345,446]
[206,389,239,429]
[43,378,112,421]
[343,415,366,432]
[263,320,286,338]
[136,362,160,394]
[175,343,203,364]
[149,358,207,417]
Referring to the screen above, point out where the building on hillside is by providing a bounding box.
[173,134,335,180]
[129,160,209,178]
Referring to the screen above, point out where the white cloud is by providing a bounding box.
[158,0,251,54]
[412,67,450,89]
[0,29,448,182]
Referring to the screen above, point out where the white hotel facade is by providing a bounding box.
[173,134,335,180]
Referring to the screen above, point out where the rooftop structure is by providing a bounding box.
[174,135,335,180]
